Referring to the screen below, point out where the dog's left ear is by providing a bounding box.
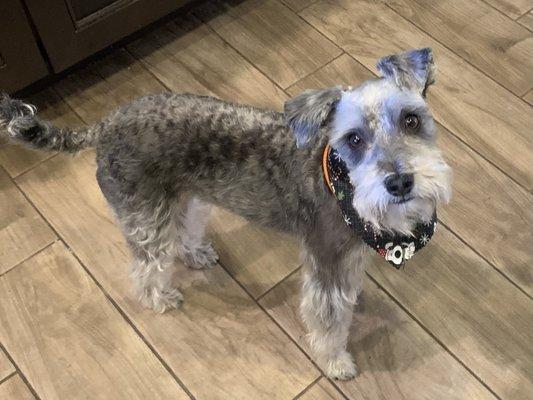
[284,86,343,148]
[377,48,435,96]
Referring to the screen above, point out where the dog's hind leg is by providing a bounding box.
[119,196,183,313]
[300,241,367,380]
[174,195,219,270]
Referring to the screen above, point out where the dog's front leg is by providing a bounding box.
[300,242,366,380]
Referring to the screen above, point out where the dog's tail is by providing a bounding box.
[0,94,101,152]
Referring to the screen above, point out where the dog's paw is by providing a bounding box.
[183,242,219,270]
[140,286,184,313]
[323,351,358,380]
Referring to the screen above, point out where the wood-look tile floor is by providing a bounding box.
[0,0,532,399]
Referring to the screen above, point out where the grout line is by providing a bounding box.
[514,5,533,20]
[517,22,533,33]
[122,48,172,92]
[9,176,196,400]
[324,376,351,400]
[382,3,533,100]
[523,89,533,102]
[10,153,59,180]
[255,263,303,301]
[0,241,56,278]
[0,342,42,400]
[342,51,532,194]
[284,52,345,92]
[0,371,17,386]
[292,375,322,400]
[365,270,502,400]
[438,219,533,301]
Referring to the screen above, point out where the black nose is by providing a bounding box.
[385,173,414,197]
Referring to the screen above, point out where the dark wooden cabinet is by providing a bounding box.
[0,0,48,93]
[0,0,192,93]
[24,0,191,72]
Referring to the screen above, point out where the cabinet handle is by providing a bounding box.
[0,53,6,69]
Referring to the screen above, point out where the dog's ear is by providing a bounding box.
[284,87,343,148]
[376,48,435,96]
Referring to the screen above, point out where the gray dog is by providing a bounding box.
[1,48,451,380]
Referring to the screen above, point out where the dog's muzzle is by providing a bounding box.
[322,145,437,268]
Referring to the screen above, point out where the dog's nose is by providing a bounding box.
[385,173,414,197]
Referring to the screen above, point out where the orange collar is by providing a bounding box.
[322,144,335,194]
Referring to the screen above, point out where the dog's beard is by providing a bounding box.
[349,148,452,235]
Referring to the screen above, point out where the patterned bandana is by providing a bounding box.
[322,145,437,268]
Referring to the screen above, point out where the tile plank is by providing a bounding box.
[0,168,56,275]
[194,0,342,88]
[0,348,14,382]
[0,242,189,400]
[388,0,533,95]
[483,0,533,19]
[301,0,533,190]
[209,207,300,298]
[260,269,496,400]
[127,15,288,110]
[16,151,320,400]
[288,54,533,296]
[299,379,344,400]
[0,375,34,400]
[0,88,82,178]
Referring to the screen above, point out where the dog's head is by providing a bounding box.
[285,48,451,234]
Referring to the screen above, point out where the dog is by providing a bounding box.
[0,48,451,380]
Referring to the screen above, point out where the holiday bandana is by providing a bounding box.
[322,145,437,268]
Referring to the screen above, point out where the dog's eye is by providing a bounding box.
[404,114,420,131]
[348,132,363,148]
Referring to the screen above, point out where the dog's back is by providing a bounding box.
[0,92,324,233]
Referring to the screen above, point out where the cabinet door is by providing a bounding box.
[0,0,48,93]
[25,0,191,72]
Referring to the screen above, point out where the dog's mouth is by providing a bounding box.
[391,196,414,204]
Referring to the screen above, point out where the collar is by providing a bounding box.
[322,145,437,268]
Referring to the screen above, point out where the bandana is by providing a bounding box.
[322,145,437,268]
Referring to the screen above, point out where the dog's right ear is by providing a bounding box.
[284,87,342,148]
[376,48,435,96]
